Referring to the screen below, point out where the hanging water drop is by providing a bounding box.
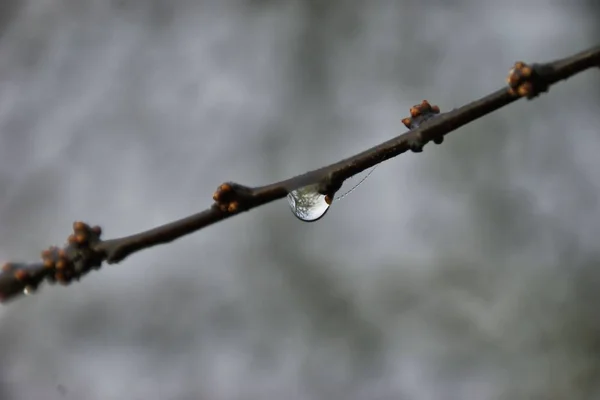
[23,285,35,296]
[287,184,331,222]
[287,166,377,222]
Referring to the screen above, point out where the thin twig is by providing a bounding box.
[1,45,599,304]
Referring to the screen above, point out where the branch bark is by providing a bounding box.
[1,45,599,304]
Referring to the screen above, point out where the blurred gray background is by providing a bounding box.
[0,1,599,399]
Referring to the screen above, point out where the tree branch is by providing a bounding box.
[1,45,599,304]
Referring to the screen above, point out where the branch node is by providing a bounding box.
[408,135,425,153]
[506,61,551,99]
[212,182,255,214]
[402,100,443,150]
[44,221,105,285]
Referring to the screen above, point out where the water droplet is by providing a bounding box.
[287,166,377,222]
[287,184,331,222]
[23,285,35,296]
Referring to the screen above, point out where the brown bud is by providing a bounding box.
[14,270,28,281]
[518,82,532,97]
[227,201,239,213]
[75,233,87,244]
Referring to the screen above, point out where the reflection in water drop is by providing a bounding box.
[287,184,331,222]
[287,166,377,222]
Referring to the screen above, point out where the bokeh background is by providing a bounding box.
[0,1,599,399]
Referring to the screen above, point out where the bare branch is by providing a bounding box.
[1,45,599,304]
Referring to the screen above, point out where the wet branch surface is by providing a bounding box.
[1,45,599,303]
